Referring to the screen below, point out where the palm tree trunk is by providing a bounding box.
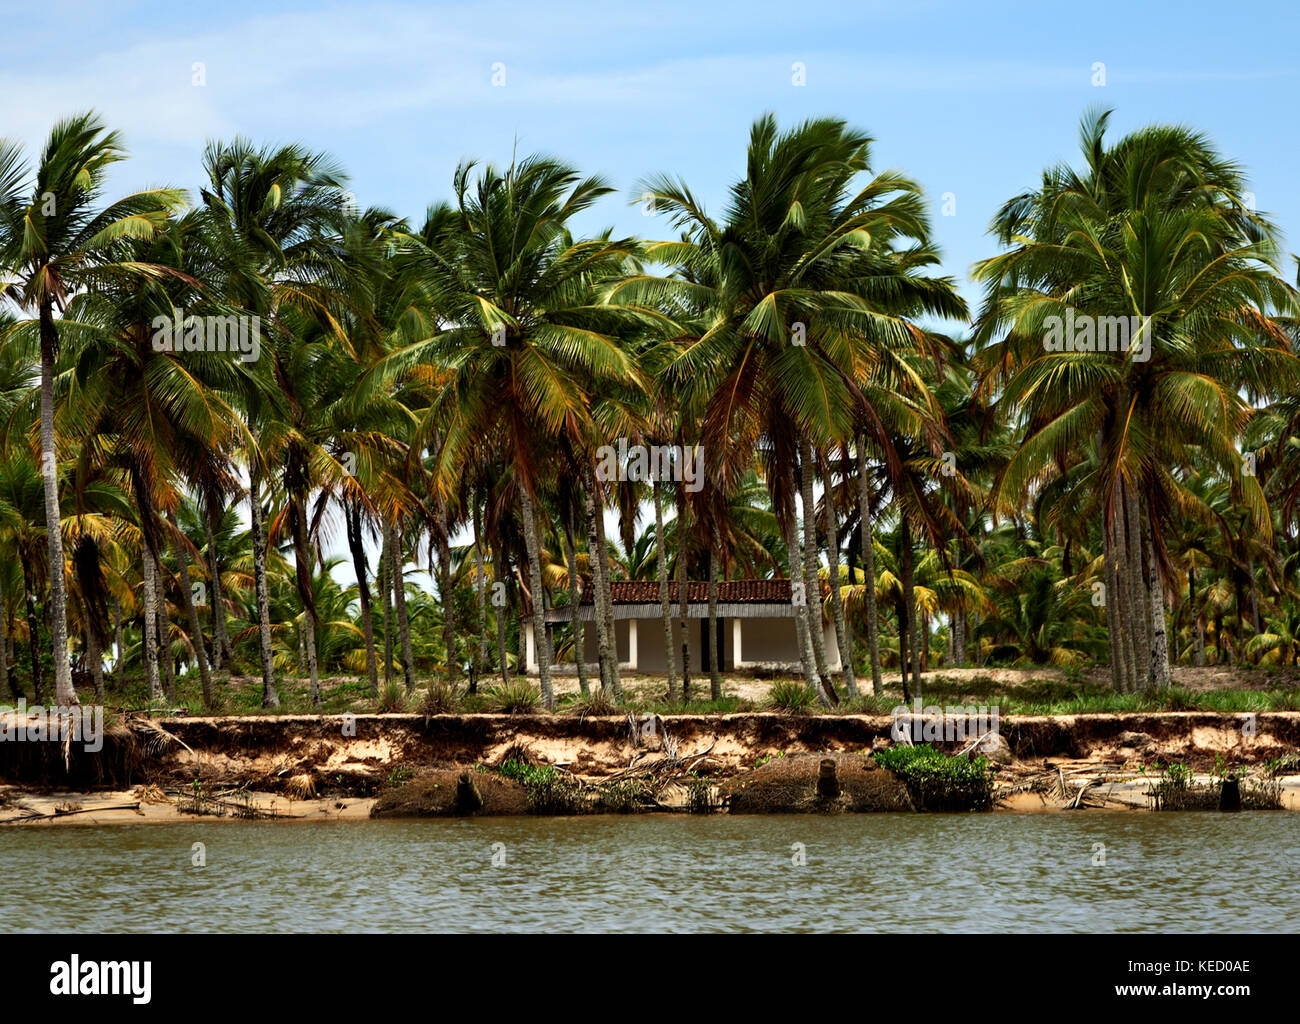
[472,496,488,694]
[344,497,379,697]
[517,483,554,708]
[1248,552,1262,663]
[854,435,883,695]
[0,598,11,700]
[155,550,175,702]
[289,493,321,706]
[1104,506,1130,692]
[1114,484,1136,691]
[204,502,235,672]
[113,594,124,678]
[921,611,930,673]
[378,527,394,686]
[782,456,830,707]
[784,505,830,709]
[900,519,922,699]
[387,521,416,694]
[1123,479,1149,690]
[247,465,279,708]
[707,528,722,701]
[1144,510,1171,688]
[38,302,75,706]
[1190,568,1205,667]
[582,464,620,700]
[494,546,511,685]
[87,621,104,703]
[587,469,622,702]
[435,504,457,686]
[139,545,161,701]
[823,450,857,698]
[798,439,834,696]
[1108,490,1137,692]
[168,511,213,709]
[562,497,589,698]
[20,554,43,702]
[676,484,692,702]
[653,477,679,701]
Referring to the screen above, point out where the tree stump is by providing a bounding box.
[454,772,484,815]
[816,758,840,799]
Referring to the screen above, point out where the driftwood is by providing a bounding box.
[606,738,718,784]
[1,802,142,824]
[954,731,994,759]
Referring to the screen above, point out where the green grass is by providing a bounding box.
[910,675,1300,715]
[82,667,1300,718]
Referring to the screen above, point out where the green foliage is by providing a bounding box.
[378,681,407,713]
[873,744,994,811]
[420,679,461,715]
[767,679,816,712]
[485,679,541,713]
[498,758,582,813]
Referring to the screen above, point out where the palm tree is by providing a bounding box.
[197,138,351,707]
[383,157,647,709]
[624,114,965,707]
[975,108,1300,691]
[0,113,184,704]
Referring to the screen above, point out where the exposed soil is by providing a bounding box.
[3,706,1299,820]
[370,770,530,818]
[724,752,912,813]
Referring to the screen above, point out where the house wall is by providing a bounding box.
[528,614,843,674]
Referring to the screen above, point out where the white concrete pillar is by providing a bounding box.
[525,621,537,674]
[824,621,841,672]
[732,618,744,669]
[627,617,638,671]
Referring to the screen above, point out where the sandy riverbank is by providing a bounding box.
[2,707,1297,822]
[6,770,1299,824]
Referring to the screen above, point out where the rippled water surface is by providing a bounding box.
[4,813,1298,932]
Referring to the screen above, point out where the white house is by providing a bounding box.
[522,579,842,675]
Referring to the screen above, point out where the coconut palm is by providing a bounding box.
[0,113,185,704]
[975,108,1300,691]
[623,114,966,706]
[381,156,648,708]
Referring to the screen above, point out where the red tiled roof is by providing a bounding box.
[592,579,796,604]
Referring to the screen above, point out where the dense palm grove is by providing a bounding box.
[1,108,1297,714]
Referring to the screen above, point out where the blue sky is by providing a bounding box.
[2,0,1297,585]
[4,0,1299,318]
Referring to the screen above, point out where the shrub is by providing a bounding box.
[420,679,461,715]
[767,679,816,712]
[873,744,994,811]
[568,688,618,716]
[378,681,407,713]
[499,758,583,813]
[486,679,541,713]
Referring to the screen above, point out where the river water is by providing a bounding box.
[4,813,1297,932]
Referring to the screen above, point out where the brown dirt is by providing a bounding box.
[3,707,1298,805]
[370,770,530,818]
[724,752,912,813]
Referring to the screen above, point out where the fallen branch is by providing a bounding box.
[1,802,142,824]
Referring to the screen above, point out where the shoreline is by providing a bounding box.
[3,709,1298,823]
[6,776,1300,825]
